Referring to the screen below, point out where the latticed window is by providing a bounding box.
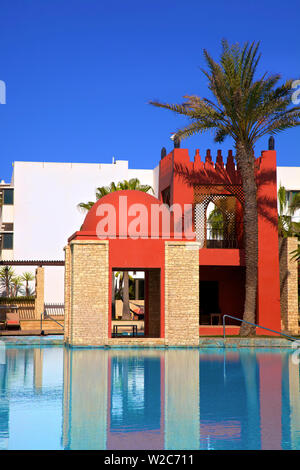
[193,184,244,249]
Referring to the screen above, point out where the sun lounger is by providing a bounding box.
[5,312,21,330]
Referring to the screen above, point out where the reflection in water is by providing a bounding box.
[165,350,200,450]
[63,349,108,450]
[108,351,163,450]
[0,346,300,449]
[0,361,8,450]
[0,346,63,449]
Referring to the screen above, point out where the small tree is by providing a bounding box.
[0,266,15,297]
[278,185,300,237]
[11,276,24,297]
[21,272,35,296]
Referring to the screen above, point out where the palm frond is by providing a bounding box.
[149,41,300,149]
[289,192,300,215]
[77,178,154,214]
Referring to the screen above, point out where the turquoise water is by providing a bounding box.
[0,346,299,450]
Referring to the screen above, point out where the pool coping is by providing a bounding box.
[1,336,298,348]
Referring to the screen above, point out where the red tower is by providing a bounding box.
[158,146,281,335]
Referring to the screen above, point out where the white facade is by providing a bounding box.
[1,160,159,302]
[0,160,298,304]
[277,166,300,223]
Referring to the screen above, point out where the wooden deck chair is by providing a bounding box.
[5,312,21,330]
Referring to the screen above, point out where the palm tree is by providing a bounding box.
[207,206,224,239]
[278,185,300,261]
[114,271,135,320]
[21,272,35,296]
[11,276,24,297]
[78,178,153,321]
[289,192,300,218]
[289,191,300,263]
[291,246,300,261]
[0,266,15,297]
[150,40,300,335]
[78,179,153,212]
[278,185,300,237]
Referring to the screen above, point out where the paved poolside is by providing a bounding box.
[0,335,298,348]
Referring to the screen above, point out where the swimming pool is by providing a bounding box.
[0,346,299,450]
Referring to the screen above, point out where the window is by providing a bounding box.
[3,189,14,205]
[161,187,170,206]
[290,191,299,201]
[2,233,13,250]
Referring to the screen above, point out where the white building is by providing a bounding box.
[0,159,298,303]
[277,167,300,223]
[0,160,159,303]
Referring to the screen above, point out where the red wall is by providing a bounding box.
[200,266,245,320]
[256,151,282,334]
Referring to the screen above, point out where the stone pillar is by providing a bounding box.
[64,245,71,344]
[148,269,160,338]
[279,237,299,334]
[34,266,44,320]
[69,240,109,346]
[165,241,200,346]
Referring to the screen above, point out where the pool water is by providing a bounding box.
[0,346,299,450]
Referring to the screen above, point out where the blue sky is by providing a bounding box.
[0,0,299,181]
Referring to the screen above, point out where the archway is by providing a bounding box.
[64,190,200,346]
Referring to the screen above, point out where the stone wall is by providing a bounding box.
[279,237,299,334]
[68,240,109,346]
[165,241,200,346]
[64,245,71,343]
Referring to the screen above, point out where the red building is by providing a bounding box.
[158,145,281,336]
[64,144,295,346]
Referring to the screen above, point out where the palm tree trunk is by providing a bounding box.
[122,271,131,320]
[5,271,9,298]
[236,143,258,336]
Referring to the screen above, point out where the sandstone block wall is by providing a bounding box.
[279,237,299,334]
[64,245,71,343]
[165,241,200,346]
[68,240,109,346]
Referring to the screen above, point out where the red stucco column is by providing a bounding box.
[256,150,281,334]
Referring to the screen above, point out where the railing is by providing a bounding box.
[206,238,239,249]
[44,303,64,317]
[206,228,240,249]
[0,299,35,320]
[40,311,64,331]
[222,314,298,342]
